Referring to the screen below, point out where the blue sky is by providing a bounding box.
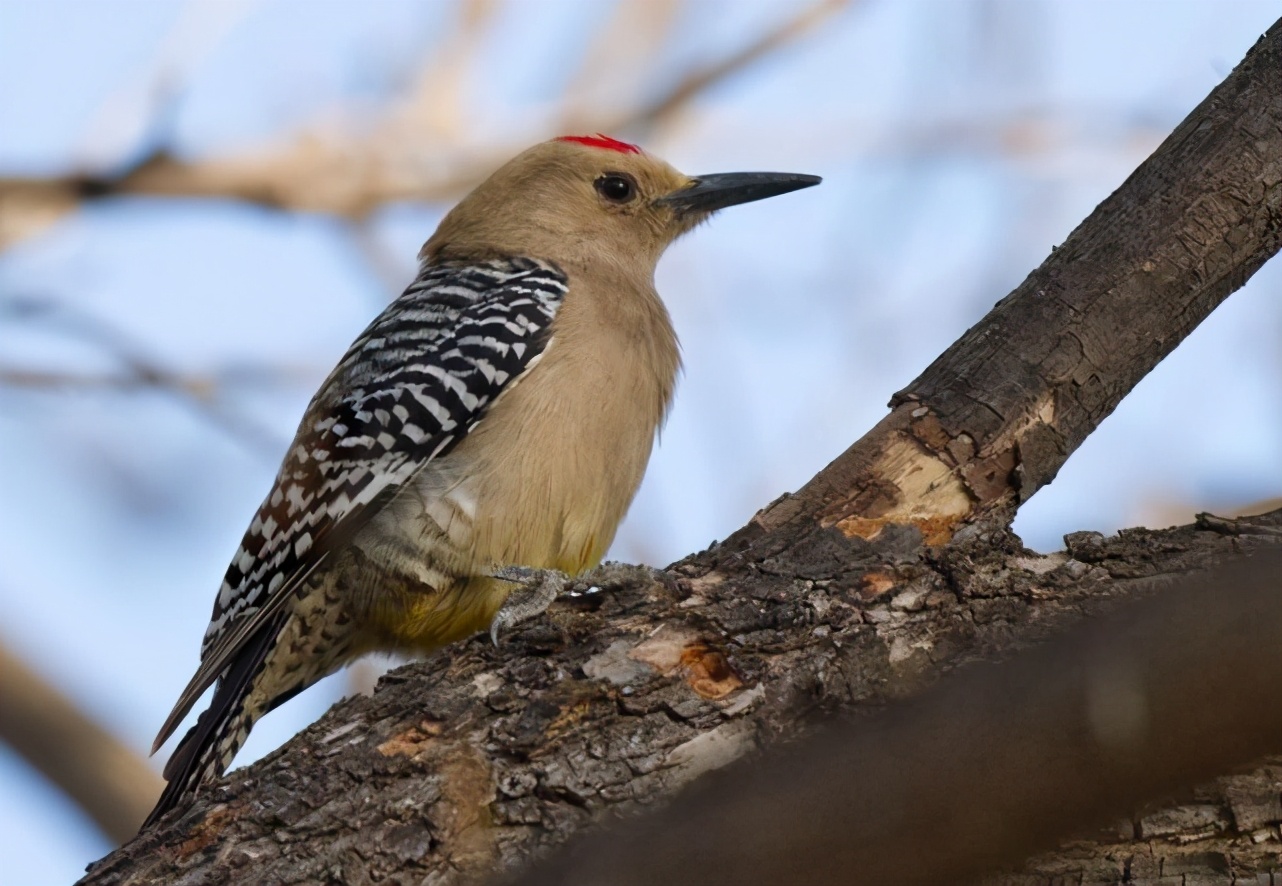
[1,1,1279,882]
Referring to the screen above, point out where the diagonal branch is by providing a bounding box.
[741,19,1282,549]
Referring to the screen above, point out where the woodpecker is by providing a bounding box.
[145,134,819,827]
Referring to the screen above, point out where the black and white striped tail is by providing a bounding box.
[143,613,290,829]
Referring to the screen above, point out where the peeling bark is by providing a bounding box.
[749,20,1282,545]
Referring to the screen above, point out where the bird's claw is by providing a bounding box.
[488,566,569,645]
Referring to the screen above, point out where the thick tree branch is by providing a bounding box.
[82,512,1282,885]
[745,19,1282,547]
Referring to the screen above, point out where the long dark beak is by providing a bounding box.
[657,172,821,215]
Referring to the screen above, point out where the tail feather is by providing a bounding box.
[143,612,289,830]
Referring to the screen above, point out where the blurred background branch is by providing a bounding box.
[0,639,161,845]
[0,0,853,247]
[0,294,296,456]
[565,0,853,135]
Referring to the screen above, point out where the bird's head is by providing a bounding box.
[423,135,820,275]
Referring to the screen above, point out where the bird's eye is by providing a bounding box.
[595,173,637,204]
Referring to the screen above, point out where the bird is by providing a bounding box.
[145,134,820,828]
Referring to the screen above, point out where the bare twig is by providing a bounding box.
[2,297,296,456]
[76,0,262,171]
[399,0,499,142]
[594,0,854,136]
[558,0,685,129]
[0,366,310,395]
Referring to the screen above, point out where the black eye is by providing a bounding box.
[595,173,637,204]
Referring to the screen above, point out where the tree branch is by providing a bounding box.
[0,296,300,457]
[569,0,854,137]
[743,19,1282,547]
[81,511,1282,885]
[507,548,1282,886]
[0,0,848,250]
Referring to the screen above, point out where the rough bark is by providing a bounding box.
[85,512,1282,885]
[507,548,1282,886]
[82,17,1282,886]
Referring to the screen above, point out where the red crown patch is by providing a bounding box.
[555,134,641,155]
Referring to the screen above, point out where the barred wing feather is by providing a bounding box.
[152,258,568,752]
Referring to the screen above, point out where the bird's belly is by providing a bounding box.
[354,342,669,651]
[463,396,657,575]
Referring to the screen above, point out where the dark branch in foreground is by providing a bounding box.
[508,548,1282,886]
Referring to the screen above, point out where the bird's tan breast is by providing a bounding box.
[356,277,679,652]
[458,281,679,573]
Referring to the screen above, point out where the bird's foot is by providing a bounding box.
[489,566,570,645]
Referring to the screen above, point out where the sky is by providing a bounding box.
[1,1,1279,883]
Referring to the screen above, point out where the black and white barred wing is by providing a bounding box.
[153,258,568,751]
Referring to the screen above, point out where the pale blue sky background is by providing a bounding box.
[1,1,1279,883]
